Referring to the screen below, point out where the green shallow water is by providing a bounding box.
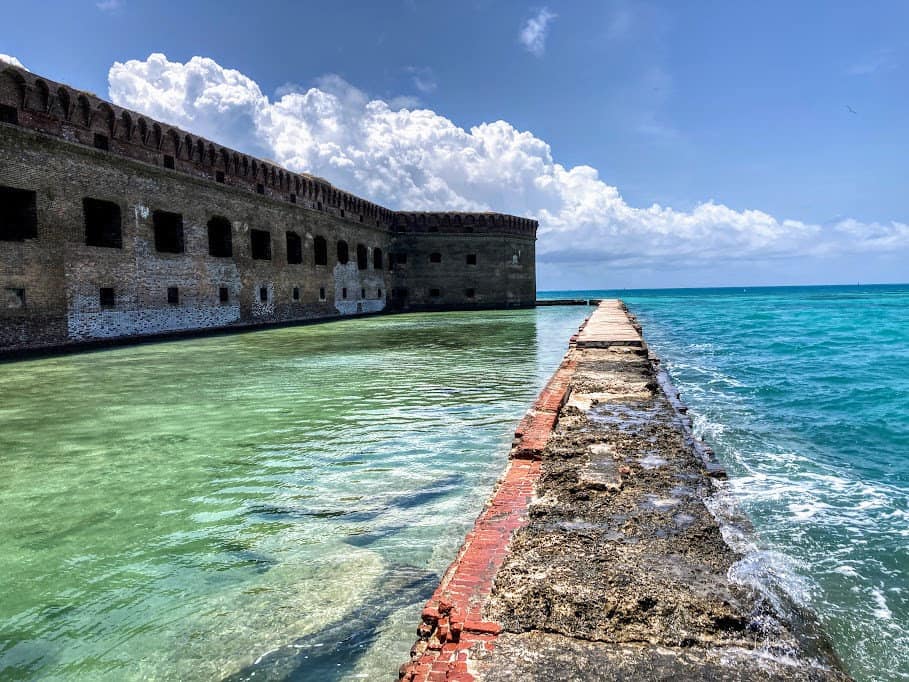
[0,307,591,681]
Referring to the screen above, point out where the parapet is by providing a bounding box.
[393,212,537,239]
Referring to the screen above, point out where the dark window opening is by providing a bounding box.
[429,225,438,232]
[163,154,175,169]
[99,287,115,308]
[219,286,229,303]
[5,287,25,309]
[290,194,296,204]
[360,288,366,299]
[256,183,265,195]
[356,243,368,270]
[377,288,383,298]
[340,209,345,218]
[259,287,268,302]
[392,287,408,300]
[250,229,272,260]
[319,287,326,300]
[216,171,225,184]
[167,286,179,304]
[83,198,122,249]
[359,214,363,223]
[0,104,19,125]
[93,133,109,151]
[373,247,383,270]
[466,253,477,265]
[394,252,407,265]
[342,287,347,299]
[153,210,184,253]
[317,201,323,211]
[465,288,476,299]
[207,216,232,257]
[293,286,300,301]
[465,225,474,233]
[314,235,327,265]
[337,240,349,264]
[286,231,303,264]
[0,186,38,241]
[429,288,441,298]
[429,252,442,263]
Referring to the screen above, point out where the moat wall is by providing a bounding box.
[0,63,536,352]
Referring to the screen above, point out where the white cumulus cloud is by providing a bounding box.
[107,54,909,282]
[0,54,26,70]
[519,8,558,57]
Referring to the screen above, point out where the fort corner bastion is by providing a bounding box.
[0,63,537,352]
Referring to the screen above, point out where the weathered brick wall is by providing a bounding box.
[0,124,392,349]
[0,62,538,352]
[391,213,536,310]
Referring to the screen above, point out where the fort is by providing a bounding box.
[0,62,536,352]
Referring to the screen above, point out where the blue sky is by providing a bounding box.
[2,0,907,289]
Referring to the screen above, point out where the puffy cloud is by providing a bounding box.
[519,8,558,57]
[107,53,909,279]
[0,54,26,70]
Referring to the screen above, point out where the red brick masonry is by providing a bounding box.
[398,318,589,681]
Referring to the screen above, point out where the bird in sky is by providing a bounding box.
[845,105,858,114]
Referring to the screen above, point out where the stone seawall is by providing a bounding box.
[399,300,849,681]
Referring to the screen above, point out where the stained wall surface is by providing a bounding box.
[0,64,537,351]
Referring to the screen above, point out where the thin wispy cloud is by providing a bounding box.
[406,66,437,94]
[519,8,557,57]
[846,48,897,76]
[606,6,633,40]
[96,0,124,12]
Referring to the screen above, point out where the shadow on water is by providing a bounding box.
[245,473,464,525]
[222,564,438,682]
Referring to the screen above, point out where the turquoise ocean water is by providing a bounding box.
[542,284,909,681]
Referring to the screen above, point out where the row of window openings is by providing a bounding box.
[388,288,476,300]
[428,288,475,299]
[0,189,389,268]
[90,285,383,307]
[2,192,482,270]
[389,253,477,265]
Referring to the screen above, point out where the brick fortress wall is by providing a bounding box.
[0,63,537,351]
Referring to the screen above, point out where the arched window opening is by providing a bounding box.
[207,216,232,257]
[337,240,349,264]
[314,235,328,265]
[356,243,368,270]
[373,247,383,270]
[286,231,302,264]
[56,87,71,120]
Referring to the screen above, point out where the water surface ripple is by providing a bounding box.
[0,307,590,681]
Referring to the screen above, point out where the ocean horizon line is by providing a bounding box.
[538,281,909,296]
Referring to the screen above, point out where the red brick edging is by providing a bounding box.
[398,317,589,681]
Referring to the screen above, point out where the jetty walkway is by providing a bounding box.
[400,300,848,681]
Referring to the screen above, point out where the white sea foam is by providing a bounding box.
[872,588,893,620]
